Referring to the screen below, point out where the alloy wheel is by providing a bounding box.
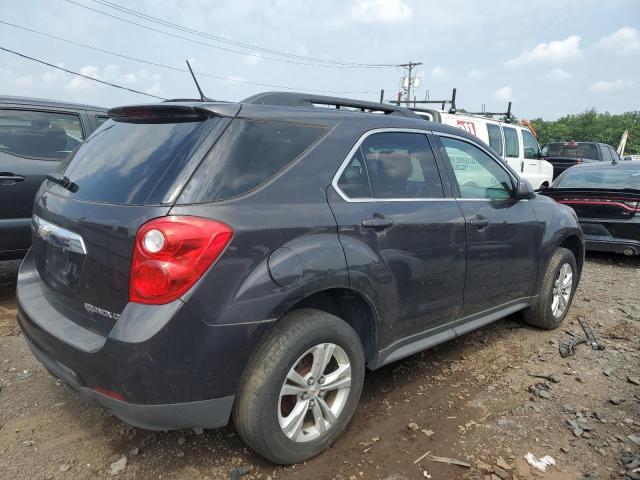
[278,343,351,443]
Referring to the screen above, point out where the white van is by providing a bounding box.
[413,110,553,189]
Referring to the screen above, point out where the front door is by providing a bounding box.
[327,130,467,349]
[433,134,542,317]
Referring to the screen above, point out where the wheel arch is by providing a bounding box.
[281,287,380,365]
[558,234,584,280]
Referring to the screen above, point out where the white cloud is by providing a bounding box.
[547,67,571,80]
[466,69,487,79]
[494,86,513,102]
[505,35,583,66]
[349,0,413,24]
[589,78,634,92]
[595,27,640,56]
[431,66,446,79]
[224,75,247,83]
[295,45,309,56]
[243,52,263,66]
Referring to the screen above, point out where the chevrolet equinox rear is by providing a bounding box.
[17,93,584,464]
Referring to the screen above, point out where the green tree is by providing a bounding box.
[530,109,640,155]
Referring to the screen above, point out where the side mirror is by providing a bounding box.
[515,179,536,200]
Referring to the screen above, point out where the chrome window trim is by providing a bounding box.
[331,127,454,203]
[31,215,87,255]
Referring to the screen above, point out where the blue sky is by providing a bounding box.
[0,0,638,119]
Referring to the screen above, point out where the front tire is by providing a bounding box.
[524,247,577,330]
[233,308,365,464]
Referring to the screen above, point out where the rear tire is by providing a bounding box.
[523,247,577,330]
[233,308,365,464]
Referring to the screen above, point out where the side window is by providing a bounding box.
[486,124,503,156]
[0,109,84,160]
[360,132,443,199]
[609,147,620,162]
[522,129,540,159]
[95,116,109,128]
[503,126,519,158]
[440,137,513,200]
[601,145,613,162]
[337,149,372,199]
[179,119,327,203]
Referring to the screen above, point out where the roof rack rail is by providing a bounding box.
[466,101,513,123]
[242,91,418,117]
[392,88,458,114]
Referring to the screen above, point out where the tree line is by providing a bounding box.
[529,109,640,155]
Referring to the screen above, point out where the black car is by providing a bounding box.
[16,93,583,464]
[0,95,106,260]
[542,161,640,256]
[542,141,622,179]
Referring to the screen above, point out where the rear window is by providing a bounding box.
[178,119,327,203]
[555,167,640,190]
[544,143,599,160]
[54,118,219,205]
[0,108,84,160]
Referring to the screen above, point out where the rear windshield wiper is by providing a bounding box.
[46,174,78,193]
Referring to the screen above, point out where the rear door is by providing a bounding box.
[0,107,86,256]
[432,133,541,317]
[328,129,466,348]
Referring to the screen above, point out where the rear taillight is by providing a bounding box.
[130,216,233,305]
[557,197,639,213]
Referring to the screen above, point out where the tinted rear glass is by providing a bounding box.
[555,167,640,190]
[178,119,327,203]
[54,118,218,205]
[0,108,84,160]
[546,143,599,160]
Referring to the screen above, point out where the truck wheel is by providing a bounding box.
[524,247,577,330]
[233,308,365,464]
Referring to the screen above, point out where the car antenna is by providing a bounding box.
[185,60,207,102]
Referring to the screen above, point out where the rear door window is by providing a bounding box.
[178,119,327,203]
[0,109,84,160]
[95,115,109,128]
[503,127,519,158]
[346,132,443,199]
[486,123,503,156]
[522,129,540,159]
[337,150,372,199]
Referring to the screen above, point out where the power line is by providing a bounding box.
[89,0,394,68]
[0,46,166,100]
[61,0,392,69]
[0,20,378,94]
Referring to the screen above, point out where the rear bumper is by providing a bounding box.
[16,250,273,430]
[24,335,234,431]
[584,237,640,255]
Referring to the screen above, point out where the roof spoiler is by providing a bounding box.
[108,103,240,123]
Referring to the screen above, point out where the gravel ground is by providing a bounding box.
[0,253,639,480]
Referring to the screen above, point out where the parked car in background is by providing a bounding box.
[412,110,553,190]
[541,161,640,256]
[0,96,107,260]
[542,141,621,179]
[624,154,640,161]
[16,92,584,464]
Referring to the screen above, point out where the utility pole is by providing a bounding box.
[397,61,422,104]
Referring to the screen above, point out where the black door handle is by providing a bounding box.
[361,217,394,229]
[0,173,26,184]
[469,216,489,228]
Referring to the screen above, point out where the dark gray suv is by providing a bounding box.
[16,93,584,464]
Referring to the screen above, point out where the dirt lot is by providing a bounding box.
[1,254,639,480]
